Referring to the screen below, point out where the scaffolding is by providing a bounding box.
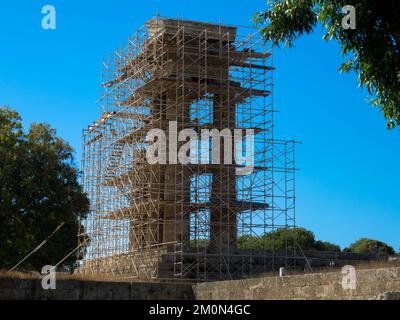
[78,17,296,281]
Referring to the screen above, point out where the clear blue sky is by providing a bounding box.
[1,0,399,251]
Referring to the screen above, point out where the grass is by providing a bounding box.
[0,270,138,283]
[1,260,399,283]
[0,270,187,283]
[256,259,400,279]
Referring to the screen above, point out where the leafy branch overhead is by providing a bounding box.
[255,0,400,128]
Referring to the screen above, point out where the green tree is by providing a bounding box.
[237,234,263,249]
[262,227,316,250]
[238,227,340,251]
[314,240,341,252]
[346,238,395,255]
[0,107,89,272]
[255,1,400,128]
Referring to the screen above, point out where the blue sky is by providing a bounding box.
[1,0,399,251]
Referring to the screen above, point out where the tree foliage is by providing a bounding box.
[0,107,89,271]
[255,0,400,128]
[345,238,395,255]
[237,227,341,252]
[314,240,341,252]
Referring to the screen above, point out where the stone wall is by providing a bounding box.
[0,278,194,300]
[2,267,400,300]
[193,267,400,300]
